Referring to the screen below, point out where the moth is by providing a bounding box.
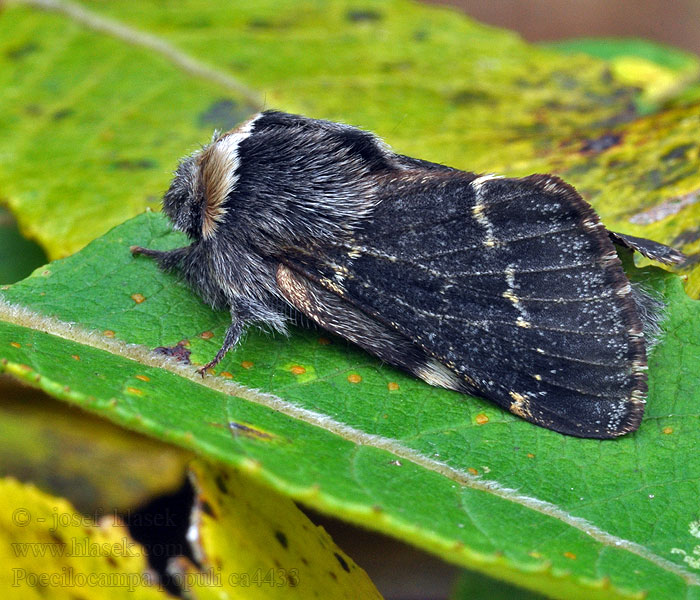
[132,110,685,438]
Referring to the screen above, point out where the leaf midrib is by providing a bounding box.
[0,296,697,587]
[11,0,263,107]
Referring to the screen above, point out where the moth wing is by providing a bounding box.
[279,173,649,438]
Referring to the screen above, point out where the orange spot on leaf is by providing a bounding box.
[347,373,362,384]
[290,365,306,375]
[475,413,489,425]
[527,453,535,459]
[468,467,478,476]
[103,330,115,338]
[387,382,400,391]
[126,387,143,396]
[71,355,80,361]
[10,342,21,349]
[220,371,233,379]
[662,426,674,435]
[135,375,150,382]
[241,361,254,369]
[200,331,214,339]
[563,552,577,560]
[131,293,146,304]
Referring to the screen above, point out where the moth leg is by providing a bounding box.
[130,245,189,271]
[197,314,243,376]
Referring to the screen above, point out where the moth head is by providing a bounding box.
[162,153,206,240]
[162,126,251,241]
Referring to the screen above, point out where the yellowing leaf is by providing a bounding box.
[172,460,382,600]
[0,477,167,598]
[610,57,679,104]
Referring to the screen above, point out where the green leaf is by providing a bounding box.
[1,212,700,599]
[0,0,649,258]
[2,0,698,292]
[0,206,47,284]
[452,568,549,600]
[546,37,700,72]
[544,38,700,113]
[3,1,700,597]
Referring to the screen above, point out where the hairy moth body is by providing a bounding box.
[132,111,685,438]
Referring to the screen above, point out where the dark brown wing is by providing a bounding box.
[609,231,686,265]
[278,172,654,438]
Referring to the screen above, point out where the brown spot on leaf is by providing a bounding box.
[475,413,489,425]
[452,89,493,105]
[111,158,157,171]
[274,530,288,549]
[6,42,39,60]
[673,227,700,246]
[661,143,694,162]
[200,499,215,517]
[198,99,249,132]
[318,337,331,345]
[154,342,191,364]
[25,104,42,116]
[580,133,622,154]
[52,108,73,121]
[630,189,700,225]
[346,8,382,22]
[215,474,228,494]
[229,422,277,442]
[103,330,115,338]
[334,552,351,572]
